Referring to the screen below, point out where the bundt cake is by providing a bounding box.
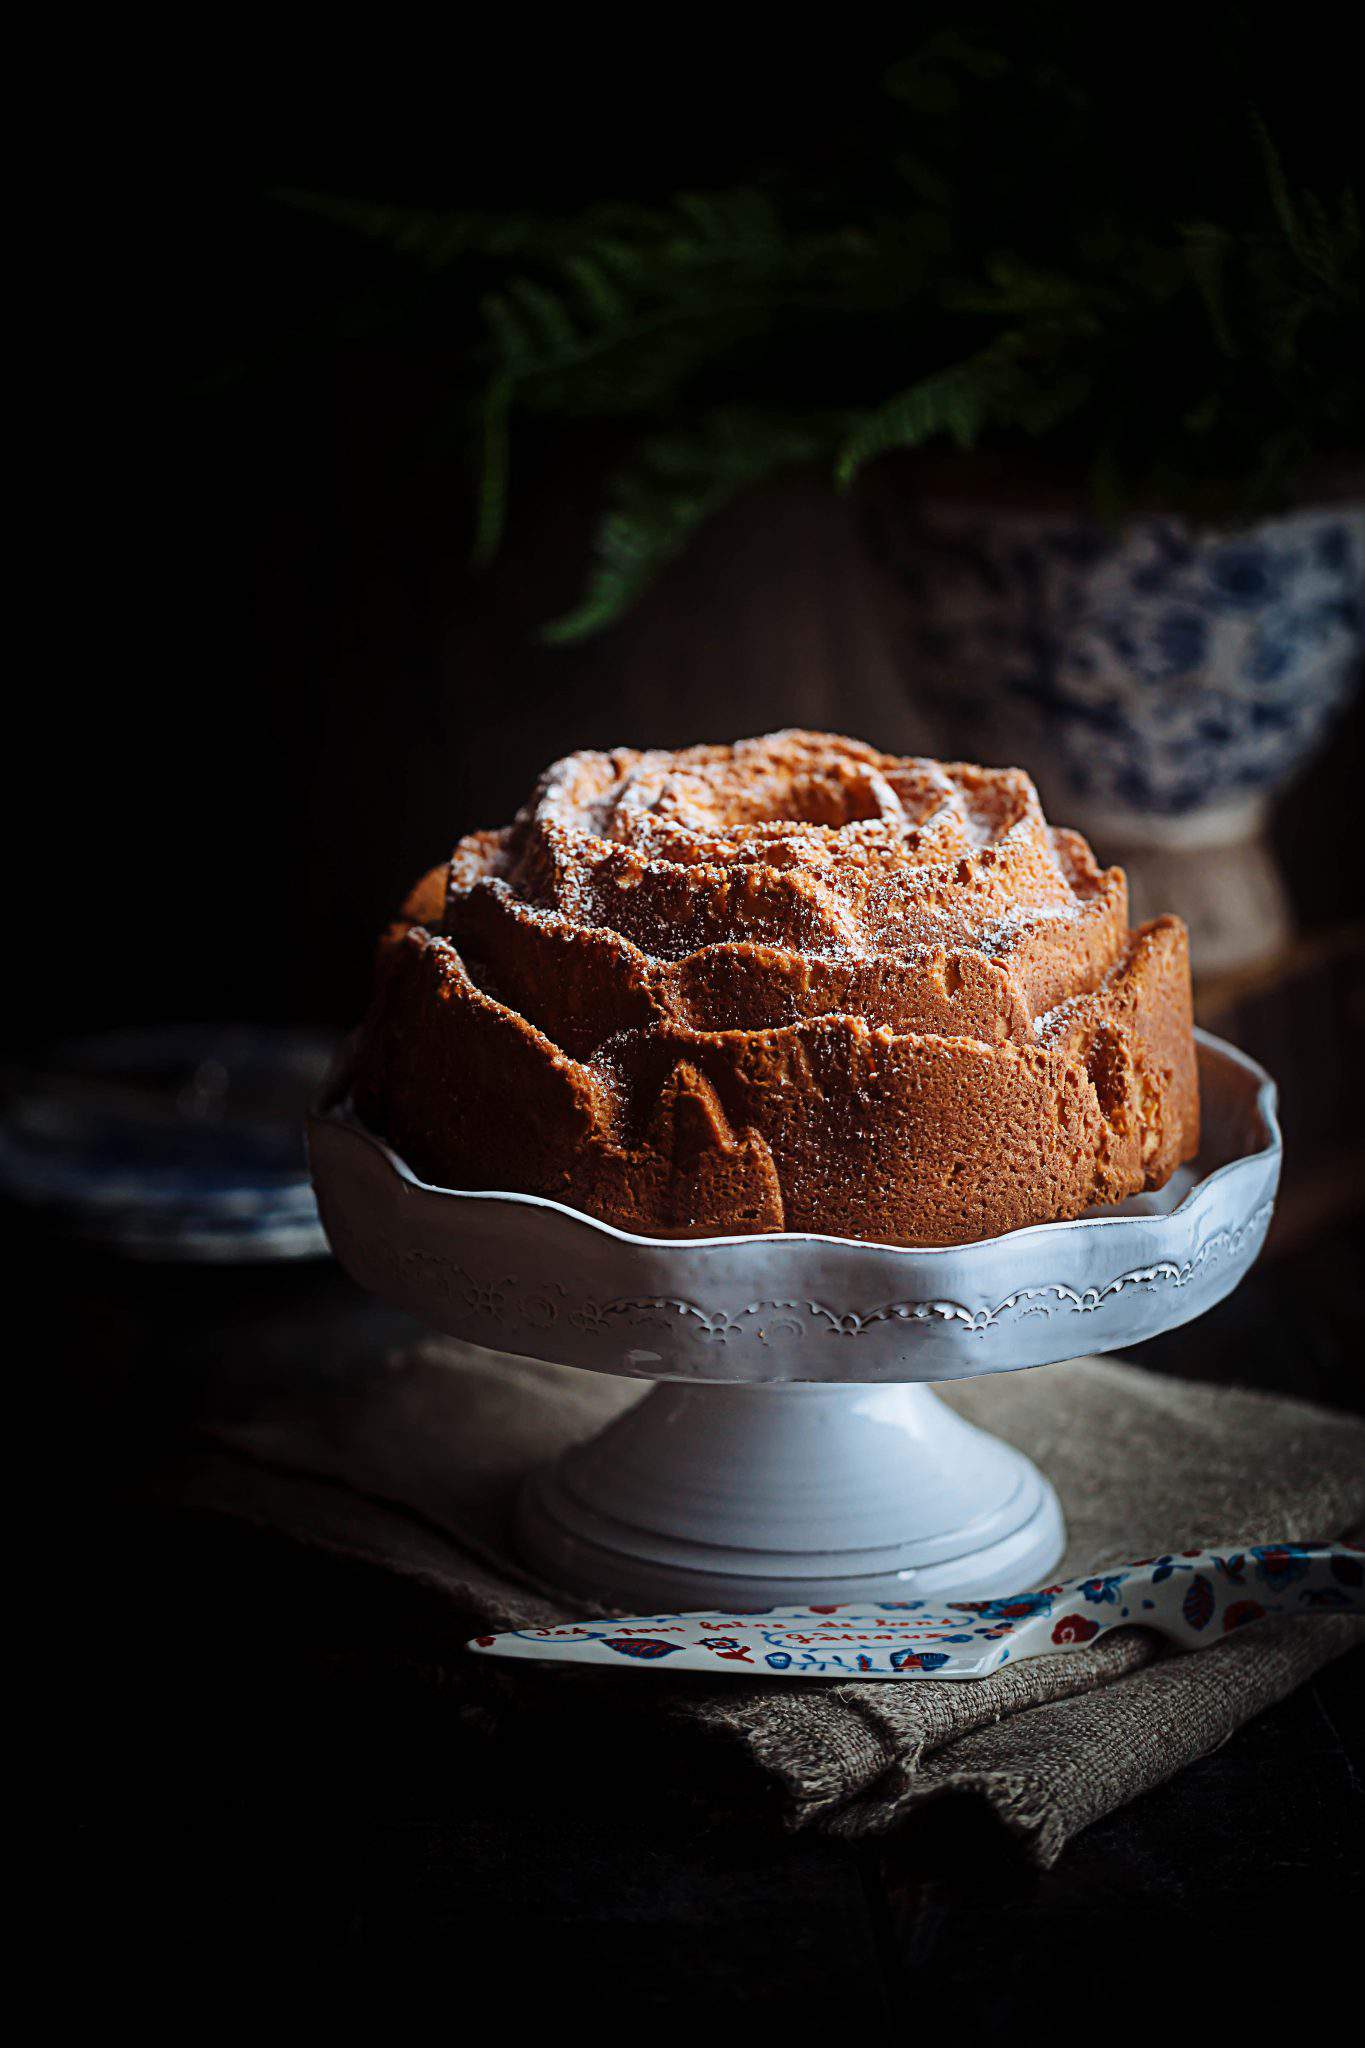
[353,730,1199,1245]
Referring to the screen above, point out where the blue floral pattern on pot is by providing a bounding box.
[864,500,1365,820]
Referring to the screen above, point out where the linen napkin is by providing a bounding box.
[171,1342,1365,1866]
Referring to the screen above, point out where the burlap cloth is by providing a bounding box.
[177,1342,1365,1865]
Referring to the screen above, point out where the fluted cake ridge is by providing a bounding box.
[354,730,1199,1244]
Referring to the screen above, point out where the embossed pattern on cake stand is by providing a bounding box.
[308,1030,1280,1609]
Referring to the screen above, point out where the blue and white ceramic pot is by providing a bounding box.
[862,493,1365,972]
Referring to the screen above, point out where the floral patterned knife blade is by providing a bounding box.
[467,1544,1363,1679]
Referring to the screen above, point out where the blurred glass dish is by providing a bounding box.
[0,1025,334,1260]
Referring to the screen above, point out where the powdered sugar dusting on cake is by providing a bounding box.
[484,731,1093,972]
[360,730,1199,1246]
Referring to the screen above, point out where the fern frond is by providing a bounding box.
[541,411,840,642]
[273,191,541,266]
[275,66,1365,641]
[1182,222,1237,355]
[504,276,582,358]
[835,343,1021,487]
[562,254,628,323]
[479,290,538,371]
[1248,108,1360,291]
[1249,108,1304,258]
[950,256,1100,319]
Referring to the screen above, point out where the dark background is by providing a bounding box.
[31,22,1365,2007]
[27,20,1365,1052]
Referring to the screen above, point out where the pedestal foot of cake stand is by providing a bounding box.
[517,1380,1064,1611]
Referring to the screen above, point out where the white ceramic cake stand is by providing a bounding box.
[308,1029,1279,1609]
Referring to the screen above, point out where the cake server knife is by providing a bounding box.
[467,1543,1363,1679]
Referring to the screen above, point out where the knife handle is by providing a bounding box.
[1012,1543,1365,1661]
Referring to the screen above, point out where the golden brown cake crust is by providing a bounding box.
[353,731,1200,1244]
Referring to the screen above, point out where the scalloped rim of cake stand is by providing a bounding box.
[307,1029,1280,1387]
[308,1029,1278,1606]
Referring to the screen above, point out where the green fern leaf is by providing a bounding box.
[274,191,542,266]
[835,348,1015,487]
[542,411,840,641]
[562,254,627,323]
[1182,222,1237,356]
[505,276,582,359]
[1250,108,1306,260]
[479,291,539,375]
